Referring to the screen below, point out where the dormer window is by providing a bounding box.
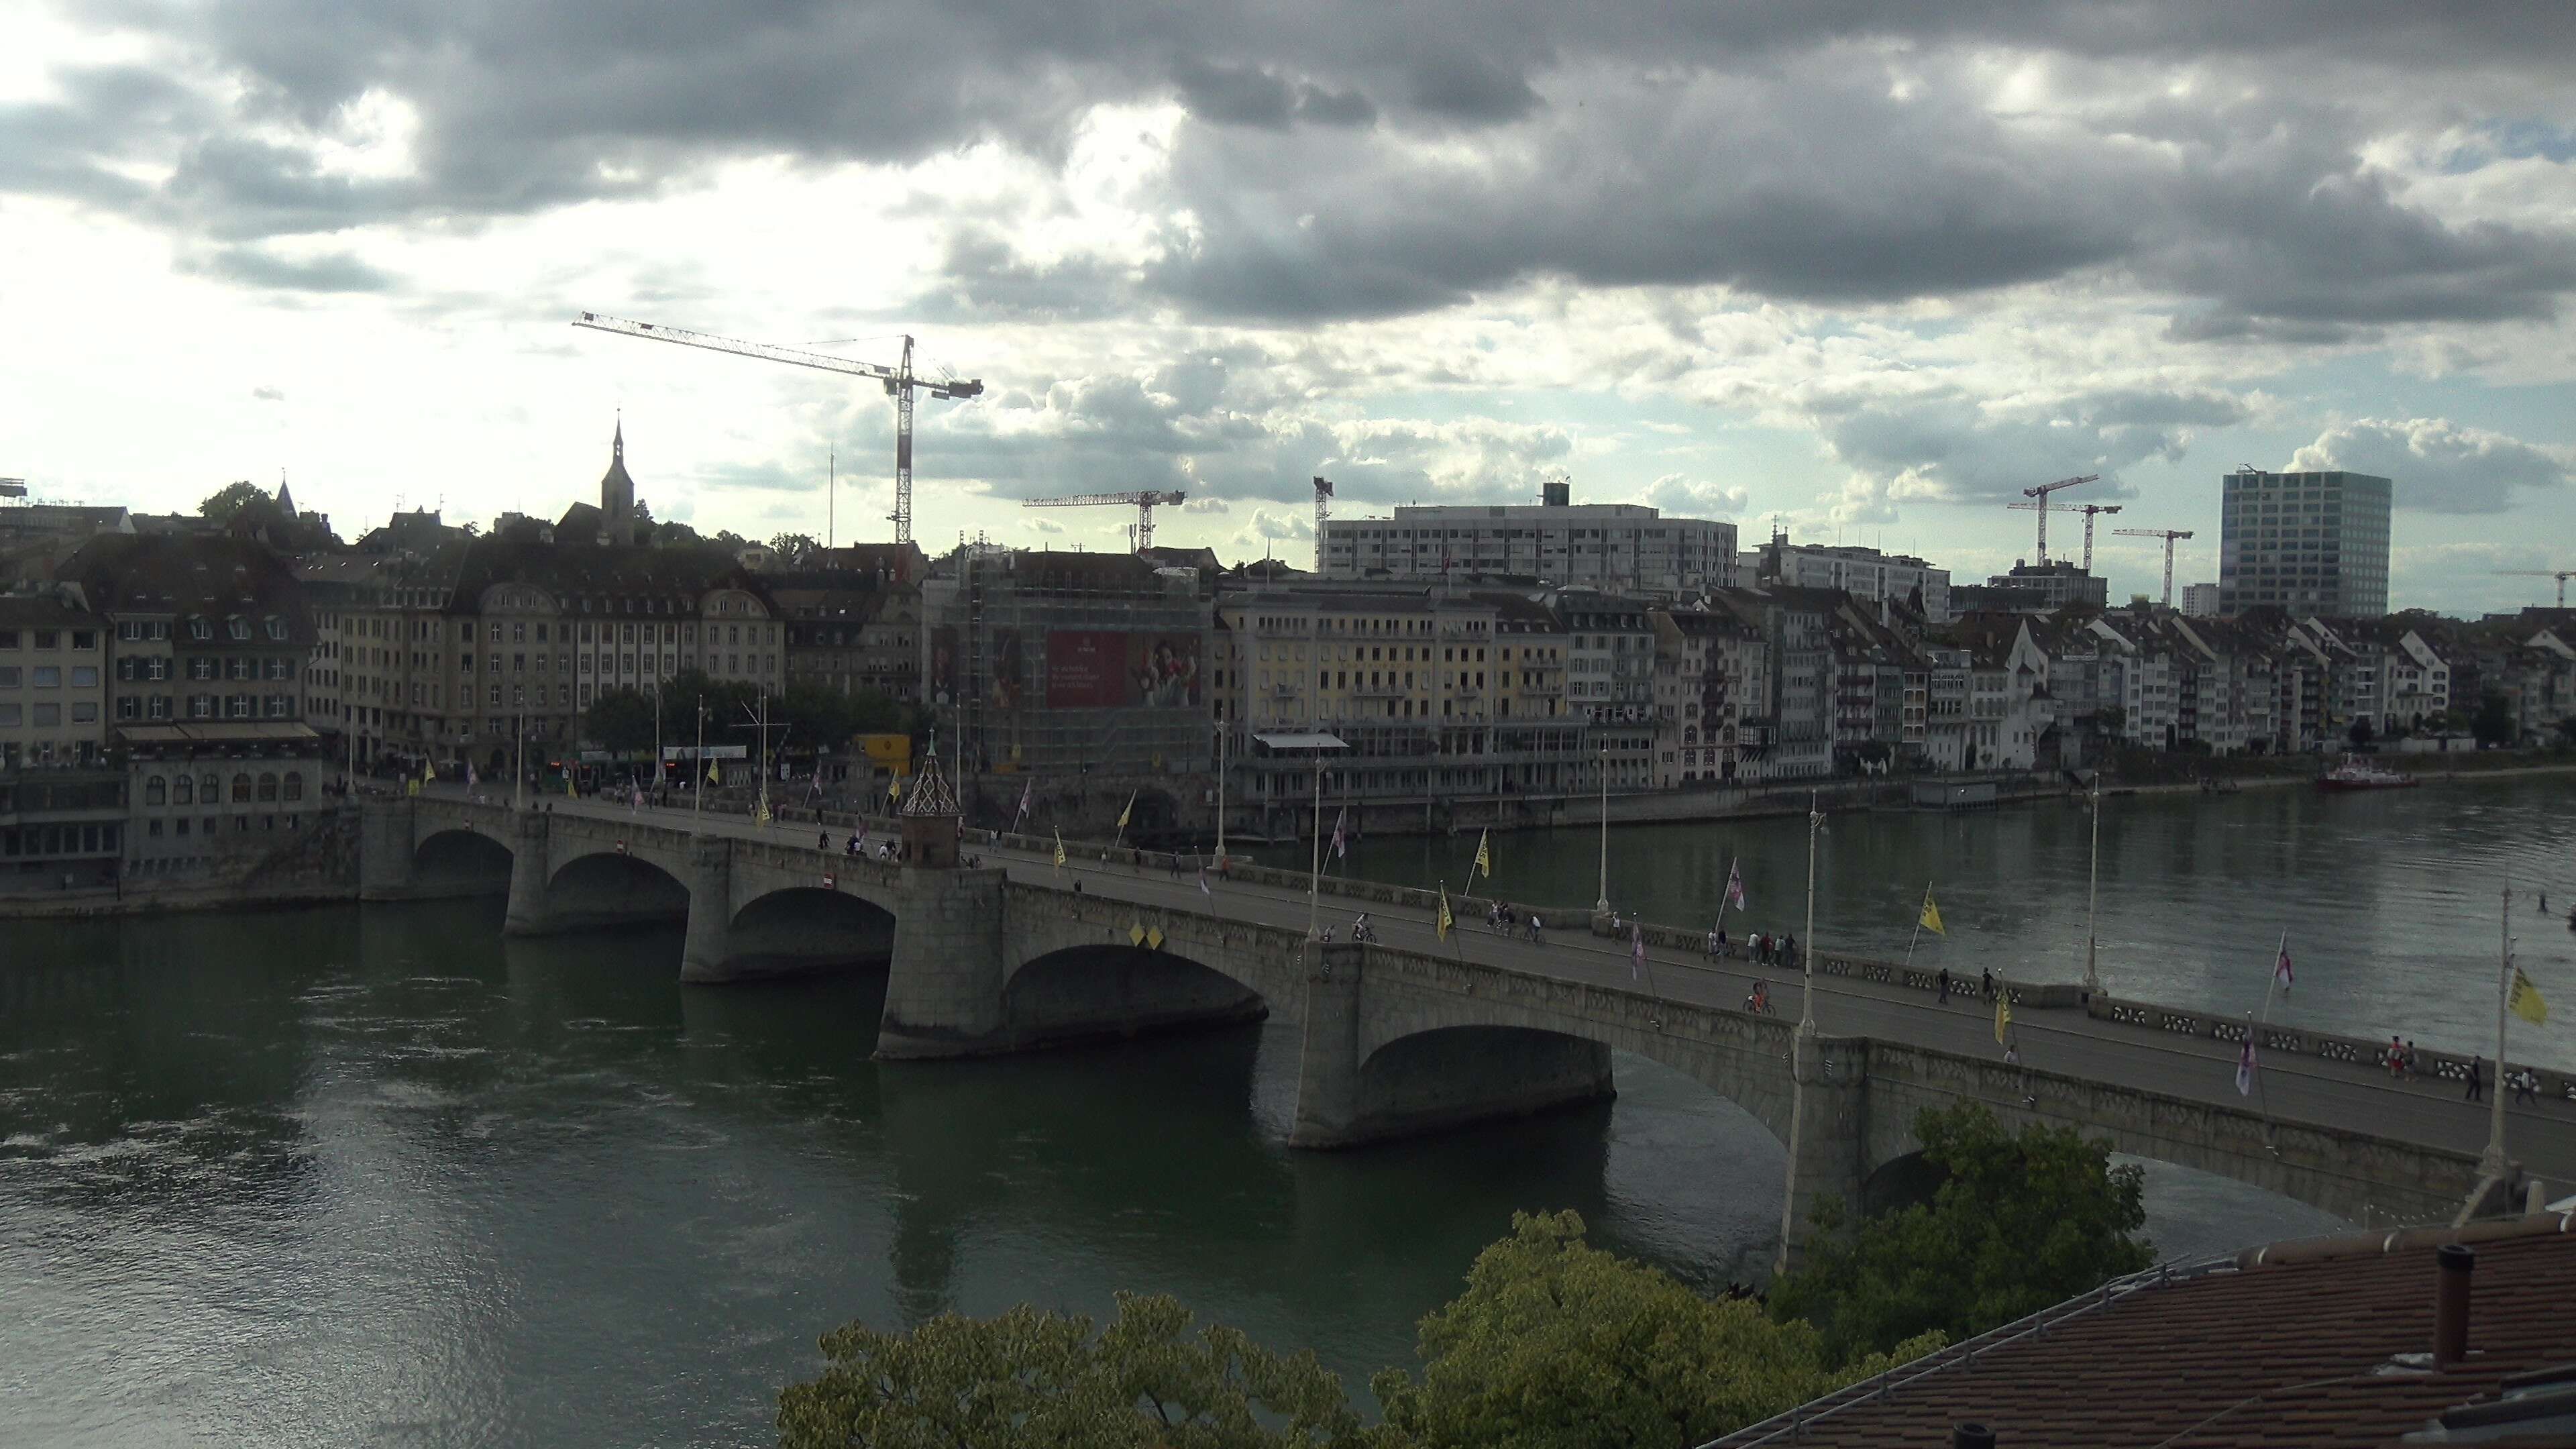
[227,617,250,641]
[190,618,213,641]
[264,617,287,641]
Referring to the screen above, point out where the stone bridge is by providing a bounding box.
[358,796,2501,1263]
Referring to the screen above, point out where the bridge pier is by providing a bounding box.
[1776,1030,1870,1274]
[502,810,553,936]
[873,867,1010,1058]
[679,837,737,983]
[1290,945,1616,1149]
[357,796,417,901]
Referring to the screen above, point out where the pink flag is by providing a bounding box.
[2273,935,2293,993]
[2235,1038,2256,1097]
[1330,807,1347,861]
[1015,777,1032,824]
[1725,859,1747,911]
[1630,924,1646,979]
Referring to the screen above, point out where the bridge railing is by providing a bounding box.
[2091,992,2575,1103]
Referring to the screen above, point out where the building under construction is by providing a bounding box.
[920,548,1216,791]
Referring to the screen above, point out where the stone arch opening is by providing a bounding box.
[1347,1025,1621,1147]
[1862,1134,2361,1246]
[547,851,692,931]
[1001,944,1267,1051]
[413,828,513,895]
[728,888,898,977]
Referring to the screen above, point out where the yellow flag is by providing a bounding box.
[1438,885,1453,941]
[566,773,577,798]
[1053,829,1067,869]
[423,757,436,782]
[1474,828,1491,879]
[888,775,901,803]
[708,761,722,786]
[1919,889,1945,936]
[2510,967,2548,1026]
[406,776,421,797]
[1117,790,1136,830]
[1995,995,2012,1044]
[755,798,771,824]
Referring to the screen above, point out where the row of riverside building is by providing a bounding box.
[2,437,2570,883]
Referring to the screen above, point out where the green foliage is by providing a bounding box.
[582,687,660,755]
[2471,690,2516,747]
[197,480,268,521]
[1371,1211,1941,1449]
[2348,715,2375,747]
[1770,1104,2151,1365]
[2557,715,2576,748]
[769,532,822,566]
[777,1292,1363,1449]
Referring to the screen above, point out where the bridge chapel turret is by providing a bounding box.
[896,749,961,867]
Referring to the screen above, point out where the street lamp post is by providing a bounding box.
[1801,790,1821,1034]
[2481,888,2514,1180]
[1214,719,1228,867]
[692,697,707,835]
[1307,749,1324,941]
[2083,771,2104,998]
[1595,741,1610,915]
[513,713,525,812]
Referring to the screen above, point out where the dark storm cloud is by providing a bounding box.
[13,0,2576,329]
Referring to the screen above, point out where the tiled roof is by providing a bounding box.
[1711,1215,2576,1449]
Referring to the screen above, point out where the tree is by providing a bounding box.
[198,480,267,521]
[769,532,823,566]
[582,686,660,755]
[777,1293,1364,1449]
[2347,715,2375,748]
[2558,715,2576,749]
[2094,704,2127,739]
[2471,690,2516,747]
[1770,1104,2151,1366]
[1372,1211,1941,1449]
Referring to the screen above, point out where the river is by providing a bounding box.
[5,775,2568,1446]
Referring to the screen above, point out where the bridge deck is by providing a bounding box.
[418,788,2576,1199]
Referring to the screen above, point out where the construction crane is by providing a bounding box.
[2010,474,2100,564]
[1023,490,1187,552]
[571,312,983,546]
[2496,569,2575,608]
[2008,500,2121,570]
[2114,528,2196,607]
[1313,476,1334,572]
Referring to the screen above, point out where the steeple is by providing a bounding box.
[599,413,635,542]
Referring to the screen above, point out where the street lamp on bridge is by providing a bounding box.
[1254,730,1348,942]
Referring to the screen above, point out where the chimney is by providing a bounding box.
[2434,1243,2474,1368]
[1952,1425,1996,1449]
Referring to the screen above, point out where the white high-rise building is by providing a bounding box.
[2181,582,2220,617]
[1750,536,1951,623]
[1318,482,1735,594]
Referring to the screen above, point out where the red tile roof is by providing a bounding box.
[1709,1215,2576,1449]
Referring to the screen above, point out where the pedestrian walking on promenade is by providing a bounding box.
[2512,1069,2540,1106]
[1937,968,1951,1004]
[2466,1055,2485,1103]
[1981,967,1994,1001]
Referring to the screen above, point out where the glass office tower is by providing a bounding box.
[2216,469,2390,616]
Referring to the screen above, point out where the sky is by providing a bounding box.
[2,3,2573,614]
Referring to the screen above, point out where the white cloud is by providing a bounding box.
[2290,417,2573,515]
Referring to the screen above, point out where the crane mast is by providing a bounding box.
[2009,474,2100,564]
[2493,569,2574,608]
[572,312,983,546]
[2113,527,2195,606]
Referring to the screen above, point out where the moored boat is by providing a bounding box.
[2316,754,2418,791]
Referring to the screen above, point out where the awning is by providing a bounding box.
[1251,731,1349,751]
[115,722,324,746]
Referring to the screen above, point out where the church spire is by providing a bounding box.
[613,409,623,462]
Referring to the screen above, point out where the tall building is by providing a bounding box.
[1950,560,2107,613]
[1318,483,1736,594]
[2180,582,2220,617]
[2217,468,2391,617]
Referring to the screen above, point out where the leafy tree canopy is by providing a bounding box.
[197,480,268,521]
[2348,715,2376,747]
[1373,1210,1940,1449]
[582,687,660,756]
[1770,1104,2151,1366]
[777,1293,1363,1449]
[769,532,823,566]
[2471,690,2516,747]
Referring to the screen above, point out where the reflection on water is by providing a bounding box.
[1,828,2422,1446]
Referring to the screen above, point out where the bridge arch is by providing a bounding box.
[547,849,692,930]
[728,886,898,976]
[1350,1024,1627,1146]
[413,826,514,894]
[1000,943,1268,1050]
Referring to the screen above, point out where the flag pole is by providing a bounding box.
[2481,888,2512,1180]
[2259,928,2287,1024]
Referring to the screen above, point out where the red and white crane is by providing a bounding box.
[2494,568,2574,608]
[572,312,983,546]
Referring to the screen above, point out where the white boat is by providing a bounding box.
[2316,754,2418,792]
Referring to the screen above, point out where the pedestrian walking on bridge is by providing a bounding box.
[2466,1054,2486,1103]
[1937,967,1951,1004]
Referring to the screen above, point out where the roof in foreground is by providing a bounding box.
[1710,1213,2576,1449]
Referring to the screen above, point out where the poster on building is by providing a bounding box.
[1046,631,1201,708]
[929,625,959,706]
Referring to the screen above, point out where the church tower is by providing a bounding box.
[599,415,636,541]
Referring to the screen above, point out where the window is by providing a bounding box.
[257,773,278,802]
[33,666,60,688]
[70,666,97,688]
[147,775,166,806]
[72,702,97,722]
[0,667,15,688]
[148,695,170,720]
[265,618,287,641]
[229,773,252,803]
[283,773,303,802]
[33,703,59,726]
[0,704,17,727]
[227,617,250,641]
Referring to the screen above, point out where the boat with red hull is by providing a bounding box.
[2316,754,2419,791]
